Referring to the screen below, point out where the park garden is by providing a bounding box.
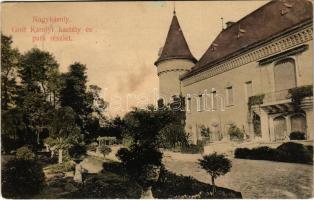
[2,34,313,199]
[1,34,242,199]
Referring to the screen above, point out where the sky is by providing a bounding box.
[1,1,268,117]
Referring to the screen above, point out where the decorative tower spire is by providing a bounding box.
[173,1,176,15]
[154,11,197,65]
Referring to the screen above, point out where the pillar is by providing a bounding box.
[260,109,271,142]
[284,115,292,140]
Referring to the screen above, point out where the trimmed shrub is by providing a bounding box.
[180,142,204,154]
[198,153,232,195]
[289,131,306,140]
[2,159,45,198]
[234,148,251,159]
[234,142,313,164]
[68,144,87,160]
[16,146,35,160]
[276,142,313,164]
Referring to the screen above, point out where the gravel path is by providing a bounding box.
[163,152,313,198]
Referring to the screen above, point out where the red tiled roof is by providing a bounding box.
[155,13,197,65]
[182,0,313,79]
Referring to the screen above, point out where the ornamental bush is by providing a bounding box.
[289,131,306,140]
[68,144,87,160]
[228,124,244,141]
[2,159,45,198]
[16,146,35,160]
[198,153,232,195]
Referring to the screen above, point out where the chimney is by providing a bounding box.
[226,21,235,28]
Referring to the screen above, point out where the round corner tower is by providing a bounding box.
[154,11,197,104]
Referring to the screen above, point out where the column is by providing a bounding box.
[284,115,292,140]
[260,109,271,142]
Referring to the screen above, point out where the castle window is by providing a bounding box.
[186,97,191,113]
[274,58,296,92]
[226,86,234,106]
[245,81,253,102]
[211,90,217,110]
[197,94,203,112]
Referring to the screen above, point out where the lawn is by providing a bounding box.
[163,151,313,198]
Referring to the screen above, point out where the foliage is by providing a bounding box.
[154,168,241,198]
[66,163,241,199]
[45,161,75,174]
[234,142,313,164]
[276,142,313,164]
[2,159,45,198]
[157,123,189,149]
[48,106,82,149]
[68,144,87,160]
[180,142,204,154]
[234,146,276,160]
[66,172,142,198]
[16,146,35,160]
[1,108,26,153]
[198,153,232,182]
[228,123,245,141]
[99,116,126,141]
[1,34,20,111]
[123,105,178,148]
[248,94,265,110]
[288,85,313,106]
[98,145,112,156]
[116,144,162,184]
[289,131,306,140]
[200,126,210,137]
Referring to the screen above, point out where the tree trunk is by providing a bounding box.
[211,176,216,196]
[58,149,63,164]
[140,186,153,199]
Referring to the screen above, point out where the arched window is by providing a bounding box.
[273,116,287,141]
[274,58,297,92]
[291,113,307,133]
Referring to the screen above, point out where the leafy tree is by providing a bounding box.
[19,48,59,97]
[123,105,177,148]
[47,106,82,163]
[158,123,189,149]
[198,153,232,195]
[1,34,20,111]
[60,62,92,138]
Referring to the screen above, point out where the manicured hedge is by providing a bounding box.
[235,142,313,164]
[289,131,306,140]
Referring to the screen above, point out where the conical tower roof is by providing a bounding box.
[155,12,197,65]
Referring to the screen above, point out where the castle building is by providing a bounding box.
[155,0,313,144]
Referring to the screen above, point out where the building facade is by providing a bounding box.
[155,0,313,144]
